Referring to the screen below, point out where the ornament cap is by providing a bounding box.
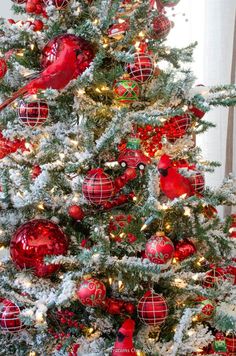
[155,231,165,237]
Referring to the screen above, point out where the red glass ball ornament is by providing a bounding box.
[18,100,49,127]
[126,53,154,83]
[189,170,205,193]
[0,298,23,333]
[137,290,168,326]
[124,302,136,315]
[82,168,114,205]
[151,14,172,40]
[113,79,140,104]
[40,34,95,78]
[145,232,174,266]
[11,0,26,3]
[76,278,106,307]
[0,58,7,79]
[160,0,180,6]
[68,205,85,221]
[174,239,196,261]
[104,298,122,314]
[10,219,69,278]
[43,0,71,9]
[164,114,191,141]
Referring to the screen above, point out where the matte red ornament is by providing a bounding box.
[113,79,140,104]
[0,298,23,333]
[137,290,168,326]
[145,232,174,266]
[43,0,71,9]
[126,52,154,83]
[112,319,137,356]
[68,205,85,221]
[151,14,172,40]
[18,100,49,127]
[10,219,69,278]
[174,239,196,261]
[76,278,106,307]
[82,168,114,205]
[0,58,7,79]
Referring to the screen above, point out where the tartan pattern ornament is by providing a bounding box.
[151,14,172,40]
[0,299,23,333]
[138,290,168,326]
[189,170,205,193]
[113,79,140,104]
[0,58,7,79]
[18,100,49,128]
[126,53,154,83]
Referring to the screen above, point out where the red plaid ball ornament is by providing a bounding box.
[138,290,168,326]
[151,14,172,40]
[165,114,191,141]
[203,268,225,288]
[126,53,154,83]
[225,335,236,353]
[145,232,174,266]
[76,278,106,307]
[189,170,205,193]
[44,0,71,9]
[0,298,23,333]
[113,79,140,104]
[0,58,7,79]
[82,168,114,205]
[18,100,49,127]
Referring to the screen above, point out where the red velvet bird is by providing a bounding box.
[0,35,94,112]
[158,154,194,199]
[112,318,137,356]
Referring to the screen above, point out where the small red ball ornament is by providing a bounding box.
[82,168,114,205]
[18,100,49,127]
[76,278,106,307]
[137,290,168,326]
[68,205,85,221]
[145,232,174,266]
[165,114,191,141]
[126,53,154,83]
[151,14,172,40]
[203,268,225,288]
[113,79,140,104]
[10,219,69,278]
[174,239,196,261]
[43,0,71,9]
[0,298,23,333]
[0,58,7,79]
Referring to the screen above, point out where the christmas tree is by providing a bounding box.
[0,0,236,355]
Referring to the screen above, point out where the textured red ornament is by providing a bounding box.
[68,205,85,221]
[0,58,7,79]
[137,290,168,326]
[82,168,114,205]
[174,239,196,261]
[108,19,130,39]
[76,278,106,307]
[151,14,172,40]
[189,171,205,193]
[145,232,174,265]
[40,34,95,79]
[43,0,71,9]
[18,100,49,127]
[10,219,69,278]
[103,298,136,315]
[0,298,23,333]
[126,53,154,83]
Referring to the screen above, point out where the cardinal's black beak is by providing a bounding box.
[158,168,168,177]
[117,332,126,342]
[74,48,83,56]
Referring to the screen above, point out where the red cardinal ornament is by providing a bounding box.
[158,154,194,199]
[0,35,95,112]
[112,319,137,356]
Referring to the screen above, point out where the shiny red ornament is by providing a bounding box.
[151,14,172,40]
[43,0,71,9]
[165,114,191,141]
[203,268,225,288]
[145,232,174,266]
[174,239,196,261]
[126,52,154,83]
[137,290,168,326]
[113,79,140,104]
[0,298,23,333]
[76,278,106,307]
[0,58,7,80]
[18,100,49,127]
[10,219,69,278]
[82,168,114,205]
[31,165,42,179]
[68,205,85,221]
[118,137,150,170]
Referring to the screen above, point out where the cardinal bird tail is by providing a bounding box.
[0,87,28,112]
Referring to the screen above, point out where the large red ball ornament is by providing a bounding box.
[76,278,106,307]
[68,205,85,221]
[10,219,69,278]
[82,168,114,205]
[174,239,196,261]
[126,53,154,83]
[40,34,95,78]
[18,100,49,127]
[165,114,191,141]
[0,298,23,333]
[137,290,168,326]
[43,0,71,9]
[151,14,172,40]
[0,58,7,79]
[145,232,174,266]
